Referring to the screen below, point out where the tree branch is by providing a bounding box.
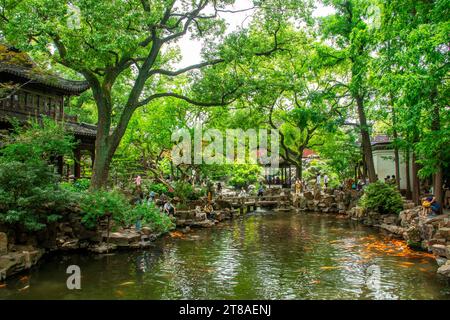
[148,58,224,77]
[137,92,235,108]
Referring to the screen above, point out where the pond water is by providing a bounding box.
[1,212,450,300]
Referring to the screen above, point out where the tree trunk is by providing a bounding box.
[405,148,412,200]
[431,91,443,206]
[434,167,443,209]
[392,104,401,190]
[90,138,114,190]
[412,151,420,205]
[295,161,303,180]
[356,96,377,183]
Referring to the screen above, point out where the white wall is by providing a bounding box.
[372,149,413,190]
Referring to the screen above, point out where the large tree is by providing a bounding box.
[0,0,306,189]
[320,0,379,183]
[376,0,449,204]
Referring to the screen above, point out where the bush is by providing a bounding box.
[148,183,168,195]
[1,118,74,163]
[359,181,403,215]
[172,181,191,201]
[125,202,174,234]
[60,178,91,193]
[228,165,261,189]
[0,161,74,231]
[79,190,131,229]
[0,120,78,231]
[73,178,91,191]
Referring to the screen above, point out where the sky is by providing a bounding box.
[175,1,335,68]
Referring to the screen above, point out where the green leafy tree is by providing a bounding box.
[0,0,309,189]
[0,120,76,231]
[320,0,379,182]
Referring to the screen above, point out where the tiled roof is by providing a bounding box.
[0,44,89,95]
[65,122,97,137]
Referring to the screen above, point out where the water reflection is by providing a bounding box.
[1,213,449,300]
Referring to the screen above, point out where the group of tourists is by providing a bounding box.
[292,173,330,195]
[384,175,397,185]
[133,175,176,216]
[132,170,448,225]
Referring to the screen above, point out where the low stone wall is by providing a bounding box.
[0,233,44,281]
[346,205,450,278]
[293,189,360,214]
[0,199,244,281]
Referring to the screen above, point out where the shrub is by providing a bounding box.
[73,178,91,191]
[125,202,174,234]
[80,190,130,229]
[60,178,91,193]
[1,118,74,163]
[228,165,261,189]
[359,181,403,215]
[0,161,74,231]
[0,120,78,231]
[172,181,193,201]
[148,183,168,195]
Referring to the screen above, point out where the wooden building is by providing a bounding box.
[0,44,96,179]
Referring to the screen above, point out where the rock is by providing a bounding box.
[61,239,79,250]
[303,191,314,200]
[141,227,153,236]
[0,232,7,255]
[431,244,448,258]
[380,224,404,236]
[194,220,216,228]
[383,215,398,225]
[108,230,141,247]
[437,260,450,278]
[88,243,117,254]
[182,226,191,233]
[438,227,450,240]
[0,248,44,281]
[403,226,421,244]
[314,191,322,201]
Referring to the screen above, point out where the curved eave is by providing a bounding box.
[0,63,90,95]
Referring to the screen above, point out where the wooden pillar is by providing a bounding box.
[74,148,81,180]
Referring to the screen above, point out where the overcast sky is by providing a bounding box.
[176,1,335,68]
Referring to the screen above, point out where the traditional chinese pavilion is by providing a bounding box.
[0,44,96,179]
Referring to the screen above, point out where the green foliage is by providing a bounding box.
[171,181,206,202]
[303,159,340,188]
[228,165,262,189]
[60,178,91,193]
[1,118,74,163]
[0,161,73,231]
[148,183,168,195]
[359,181,404,215]
[125,202,174,234]
[73,178,91,191]
[0,120,76,231]
[79,190,130,229]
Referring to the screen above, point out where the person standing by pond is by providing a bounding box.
[216,182,222,195]
[148,191,156,204]
[323,174,329,189]
[164,200,176,217]
[257,184,264,197]
[134,175,142,187]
